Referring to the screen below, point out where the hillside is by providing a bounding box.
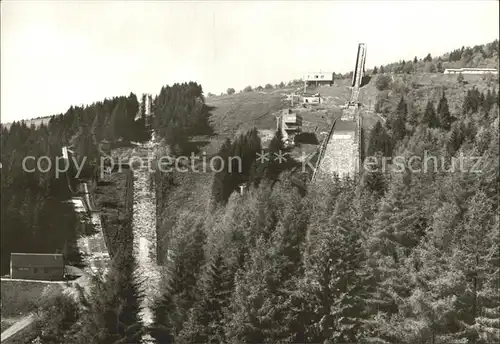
[152,39,499,273]
[148,40,499,344]
[362,40,499,75]
[1,116,52,130]
[207,90,291,133]
[373,72,499,117]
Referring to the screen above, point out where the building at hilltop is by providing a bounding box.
[304,72,335,87]
[443,67,498,75]
[276,109,303,147]
[10,253,65,281]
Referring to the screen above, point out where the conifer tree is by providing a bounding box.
[69,244,144,344]
[361,151,387,197]
[254,129,287,184]
[396,95,408,123]
[152,221,206,342]
[366,121,392,157]
[176,243,233,344]
[211,129,262,204]
[437,92,453,130]
[392,112,407,143]
[451,192,500,343]
[294,191,371,343]
[387,96,408,142]
[447,122,466,155]
[365,171,431,342]
[423,100,440,128]
[397,202,464,343]
[225,183,309,343]
[211,138,234,204]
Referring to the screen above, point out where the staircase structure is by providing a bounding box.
[131,141,160,343]
[312,43,366,183]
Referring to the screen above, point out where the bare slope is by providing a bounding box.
[207,91,288,134]
[1,117,52,130]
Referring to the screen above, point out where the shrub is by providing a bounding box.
[392,79,408,94]
[374,90,391,114]
[482,73,493,87]
[375,74,391,91]
[424,62,437,73]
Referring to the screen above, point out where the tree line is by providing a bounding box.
[366,39,499,76]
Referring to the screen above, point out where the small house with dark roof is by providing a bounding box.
[10,253,65,281]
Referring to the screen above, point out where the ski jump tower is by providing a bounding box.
[343,43,367,119]
[312,43,366,182]
[350,43,367,106]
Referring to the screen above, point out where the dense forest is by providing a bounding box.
[0,93,147,275]
[2,39,498,344]
[22,81,217,343]
[153,82,214,154]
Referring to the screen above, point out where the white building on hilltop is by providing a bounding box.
[443,67,498,75]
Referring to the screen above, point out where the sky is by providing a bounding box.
[1,1,499,123]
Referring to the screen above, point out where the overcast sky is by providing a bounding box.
[1,0,499,122]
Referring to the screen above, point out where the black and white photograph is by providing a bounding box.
[0,1,499,343]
